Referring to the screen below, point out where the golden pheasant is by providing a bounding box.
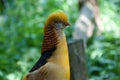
[23,10,70,80]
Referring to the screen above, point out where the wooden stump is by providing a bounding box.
[68,39,87,80]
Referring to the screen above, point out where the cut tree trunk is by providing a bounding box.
[68,40,87,80]
[68,0,103,80]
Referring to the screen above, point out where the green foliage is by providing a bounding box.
[87,0,120,80]
[0,0,120,80]
[87,35,120,80]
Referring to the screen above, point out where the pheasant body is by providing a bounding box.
[23,10,70,80]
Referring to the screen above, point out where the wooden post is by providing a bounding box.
[68,39,87,80]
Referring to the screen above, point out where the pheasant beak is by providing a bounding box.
[65,22,71,26]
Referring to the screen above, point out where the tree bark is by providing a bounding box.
[68,40,87,80]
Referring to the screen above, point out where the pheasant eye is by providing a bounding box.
[54,21,58,23]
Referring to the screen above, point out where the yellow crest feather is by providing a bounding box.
[45,10,68,27]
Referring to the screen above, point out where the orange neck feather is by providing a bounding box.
[41,25,58,53]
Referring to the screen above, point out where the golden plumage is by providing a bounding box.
[23,10,70,80]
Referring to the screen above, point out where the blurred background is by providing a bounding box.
[0,0,120,80]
